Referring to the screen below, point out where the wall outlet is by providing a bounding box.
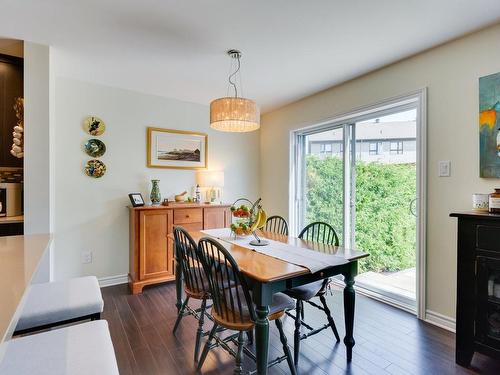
[81,250,92,264]
[438,161,451,177]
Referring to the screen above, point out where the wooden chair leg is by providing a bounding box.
[319,294,340,342]
[275,318,297,375]
[300,300,305,320]
[194,297,207,362]
[197,323,218,371]
[234,331,245,374]
[172,296,190,334]
[294,299,302,368]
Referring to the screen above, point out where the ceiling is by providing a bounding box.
[1,0,499,112]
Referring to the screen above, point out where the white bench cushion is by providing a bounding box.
[16,276,104,331]
[0,320,119,374]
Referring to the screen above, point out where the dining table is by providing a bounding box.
[174,229,369,375]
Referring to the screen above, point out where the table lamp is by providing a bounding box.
[196,170,224,204]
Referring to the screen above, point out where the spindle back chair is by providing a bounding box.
[264,215,289,236]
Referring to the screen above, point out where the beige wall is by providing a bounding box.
[53,77,260,282]
[261,23,500,321]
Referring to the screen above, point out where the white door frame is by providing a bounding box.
[289,88,427,319]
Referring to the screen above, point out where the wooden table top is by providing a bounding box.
[0,234,51,343]
[184,230,368,283]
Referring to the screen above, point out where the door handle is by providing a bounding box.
[410,198,417,217]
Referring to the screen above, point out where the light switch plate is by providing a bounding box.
[438,161,451,177]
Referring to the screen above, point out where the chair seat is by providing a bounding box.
[284,280,325,301]
[213,289,295,330]
[16,276,103,332]
[0,320,119,375]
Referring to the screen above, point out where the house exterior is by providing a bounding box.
[308,120,416,164]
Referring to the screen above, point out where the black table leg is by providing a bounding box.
[343,262,356,362]
[255,304,270,375]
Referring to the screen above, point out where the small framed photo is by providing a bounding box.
[128,193,145,207]
[147,127,207,169]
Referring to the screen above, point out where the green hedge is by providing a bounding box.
[306,155,416,273]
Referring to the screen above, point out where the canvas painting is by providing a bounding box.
[479,72,500,178]
[147,127,207,169]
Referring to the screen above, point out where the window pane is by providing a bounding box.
[304,128,344,244]
[355,108,417,302]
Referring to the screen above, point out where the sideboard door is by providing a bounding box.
[139,210,172,280]
[204,207,231,229]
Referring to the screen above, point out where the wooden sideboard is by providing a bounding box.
[129,203,231,294]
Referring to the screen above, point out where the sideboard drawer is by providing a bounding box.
[174,208,203,225]
[476,225,500,253]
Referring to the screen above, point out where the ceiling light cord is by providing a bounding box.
[228,54,241,98]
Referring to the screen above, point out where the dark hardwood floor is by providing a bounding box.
[102,283,500,374]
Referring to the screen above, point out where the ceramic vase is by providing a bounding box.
[150,179,161,206]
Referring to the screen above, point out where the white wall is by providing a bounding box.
[53,77,260,281]
[261,23,500,322]
[24,42,52,283]
[24,42,51,235]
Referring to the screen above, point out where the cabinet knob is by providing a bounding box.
[186,215,190,218]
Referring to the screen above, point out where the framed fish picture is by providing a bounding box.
[479,72,500,178]
[147,127,207,169]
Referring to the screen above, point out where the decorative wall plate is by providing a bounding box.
[83,116,106,136]
[85,159,106,178]
[84,139,106,157]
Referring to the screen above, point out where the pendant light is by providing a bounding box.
[210,49,260,132]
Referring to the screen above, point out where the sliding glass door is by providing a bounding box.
[352,109,417,310]
[293,95,424,314]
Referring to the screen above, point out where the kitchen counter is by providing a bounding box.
[0,215,23,224]
[0,234,51,343]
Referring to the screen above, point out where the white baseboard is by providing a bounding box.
[425,309,456,332]
[98,274,128,287]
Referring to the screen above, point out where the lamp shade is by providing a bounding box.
[196,170,224,187]
[210,97,260,132]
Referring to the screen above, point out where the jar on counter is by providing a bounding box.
[489,189,500,213]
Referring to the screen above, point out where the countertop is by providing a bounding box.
[0,215,23,224]
[450,211,500,219]
[0,234,51,343]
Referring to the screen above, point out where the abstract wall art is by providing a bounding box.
[479,72,500,178]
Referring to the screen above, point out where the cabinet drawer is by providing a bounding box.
[174,208,203,224]
[476,225,500,253]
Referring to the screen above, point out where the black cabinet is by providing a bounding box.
[0,53,23,168]
[451,212,500,366]
[0,222,23,236]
